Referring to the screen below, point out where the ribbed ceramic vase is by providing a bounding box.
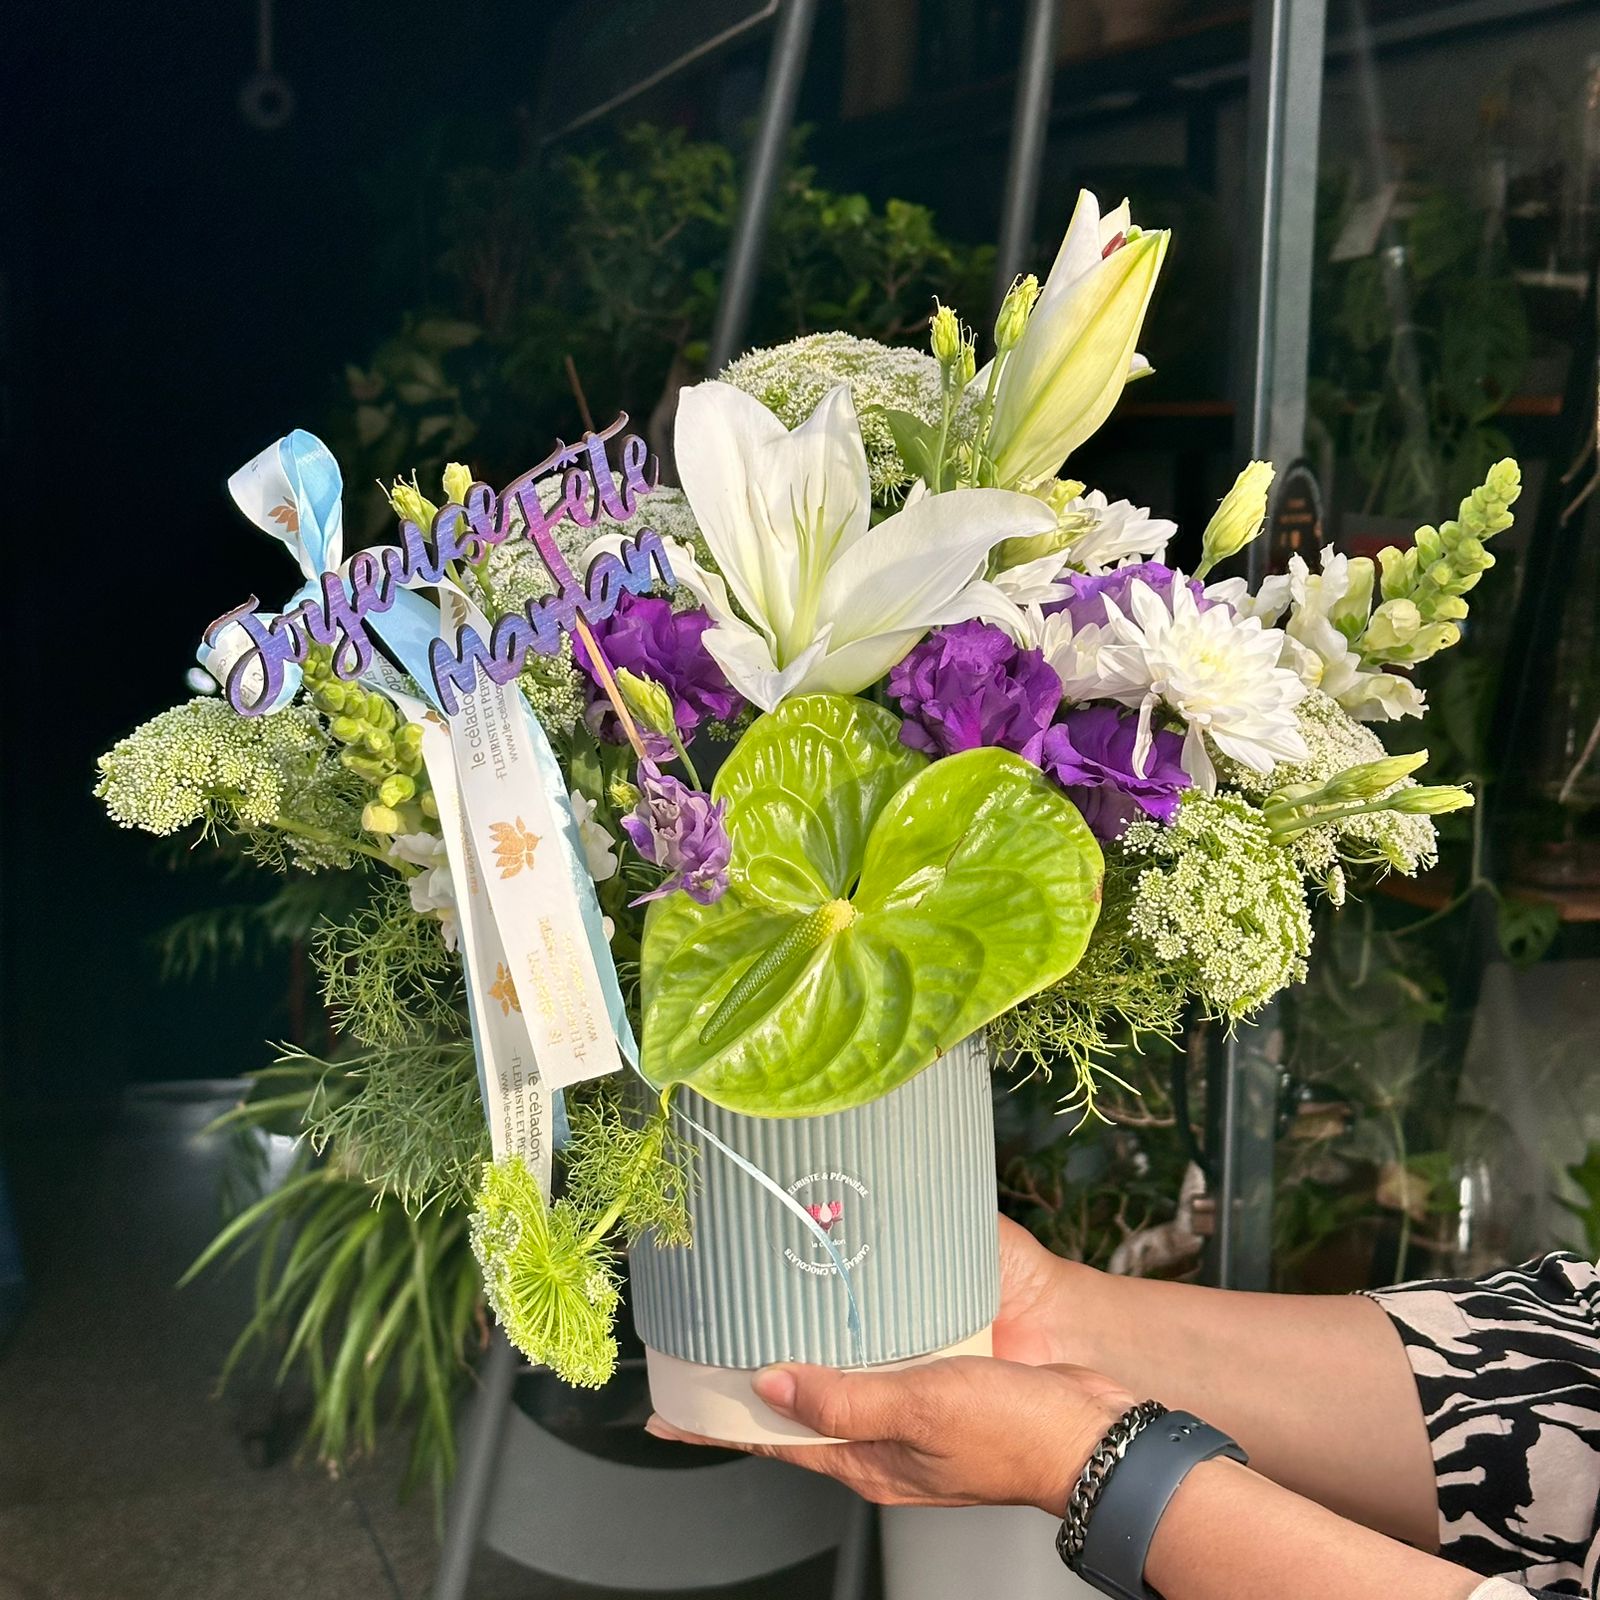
[629,1034,999,1444]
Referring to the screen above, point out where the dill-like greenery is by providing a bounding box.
[315,877,465,1046]
[299,1039,489,1214]
[990,855,1186,1124]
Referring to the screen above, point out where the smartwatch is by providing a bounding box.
[1065,1408,1248,1600]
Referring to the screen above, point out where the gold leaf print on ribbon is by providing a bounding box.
[490,818,541,878]
[267,501,300,534]
[488,961,521,1015]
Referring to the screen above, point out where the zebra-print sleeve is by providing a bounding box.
[1367,1254,1600,1597]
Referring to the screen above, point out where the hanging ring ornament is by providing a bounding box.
[239,70,295,131]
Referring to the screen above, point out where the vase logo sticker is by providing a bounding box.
[776,1170,873,1277]
[489,818,540,878]
[488,962,521,1016]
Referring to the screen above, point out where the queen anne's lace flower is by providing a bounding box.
[1124,792,1312,1018]
[96,698,332,838]
[1220,691,1439,887]
[721,332,978,499]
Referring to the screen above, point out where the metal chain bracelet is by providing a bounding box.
[1055,1399,1170,1569]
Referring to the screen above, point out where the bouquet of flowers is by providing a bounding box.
[98,190,1518,1438]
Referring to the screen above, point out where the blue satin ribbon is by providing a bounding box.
[200,429,446,712]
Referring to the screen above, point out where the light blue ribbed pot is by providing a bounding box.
[630,1035,999,1435]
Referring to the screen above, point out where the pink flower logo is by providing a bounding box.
[806,1200,843,1233]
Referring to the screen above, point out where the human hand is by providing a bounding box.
[993,1213,1079,1366]
[645,1355,1135,1512]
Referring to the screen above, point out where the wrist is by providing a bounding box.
[1028,1379,1138,1515]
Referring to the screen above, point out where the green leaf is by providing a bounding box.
[876,407,944,487]
[640,695,1103,1116]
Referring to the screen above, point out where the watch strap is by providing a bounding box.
[1075,1411,1248,1600]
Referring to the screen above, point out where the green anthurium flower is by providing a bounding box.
[639,695,1104,1117]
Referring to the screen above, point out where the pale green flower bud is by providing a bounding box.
[1411,621,1460,659]
[313,682,349,715]
[1196,461,1274,578]
[388,478,438,530]
[1362,599,1422,654]
[397,722,424,753]
[362,728,393,756]
[330,714,362,744]
[1312,751,1429,803]
[362,801,402,835]
[1330,557,1376,641]
[608,777,641,811]
[365,692,396,730]
[958,334,977,387]
[342,752,388,782]
[930,302,962,368]
[994,274,1040,353]
[1377,545,1414,600]
[442,462,473,505]
[379,774,416,807]
[419,790,440,820]
[1385,785,1473,816]
[615,668,677,737]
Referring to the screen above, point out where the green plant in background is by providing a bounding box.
[1310,181,1529,521]
[334,125,992,537]
[1557,1145,1600,1254]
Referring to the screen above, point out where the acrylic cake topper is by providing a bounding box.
[205,414,676,717]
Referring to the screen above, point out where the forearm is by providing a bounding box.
[1050,1262,1437,1546]
[1143,1459,1477,1600]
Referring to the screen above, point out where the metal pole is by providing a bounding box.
[992,0,1060,321]
[1210,0,1328,1293]
[431,1331,519,1600]
[707,0,820,374]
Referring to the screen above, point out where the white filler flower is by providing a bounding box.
[568,788,619,883]
[672,380,1055,709]
[387,832,460,951]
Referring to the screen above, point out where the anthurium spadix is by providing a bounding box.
[986,192,1170,488]
[672,381,1057,710]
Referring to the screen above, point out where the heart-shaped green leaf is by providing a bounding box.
[640,694,1104,1117]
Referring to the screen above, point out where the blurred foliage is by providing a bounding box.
[331,123,992,538]
[1310,179,1529,520]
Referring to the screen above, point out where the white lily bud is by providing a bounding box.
[1196,461,1274,577]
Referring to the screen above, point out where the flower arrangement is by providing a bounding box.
[99,189,1518,1408]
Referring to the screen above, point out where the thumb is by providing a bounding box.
[753,1363,926,1443]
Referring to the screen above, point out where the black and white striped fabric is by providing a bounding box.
[1368,1254,1600,1597]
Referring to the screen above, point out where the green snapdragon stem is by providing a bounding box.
[273,815,393,865]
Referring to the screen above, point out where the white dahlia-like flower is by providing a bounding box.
[1060,489,1176,573]
[1092,579,1309,790]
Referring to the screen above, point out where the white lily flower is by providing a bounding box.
[986,191,1170,487]
[672,381,1056,710]
[1279,550,1425,722]
[1082,579,1309,791]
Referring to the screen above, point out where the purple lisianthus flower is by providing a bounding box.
[1040,704,1189,842]
[1049,562,1217,632]
[888,620,1063,764]
[575,592,744,748]
[620,762,732,905]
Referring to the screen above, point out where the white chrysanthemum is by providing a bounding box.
[1278,550,1425,722]
[1202,573,1291,624]
[720,332,978,500]
[1082,579,1309,790]
[1060,489,1176,573]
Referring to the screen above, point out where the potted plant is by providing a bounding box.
[99,191,1517,1497]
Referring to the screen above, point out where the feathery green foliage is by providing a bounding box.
[314,878,464,1047]
[300,1040,489,1214]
